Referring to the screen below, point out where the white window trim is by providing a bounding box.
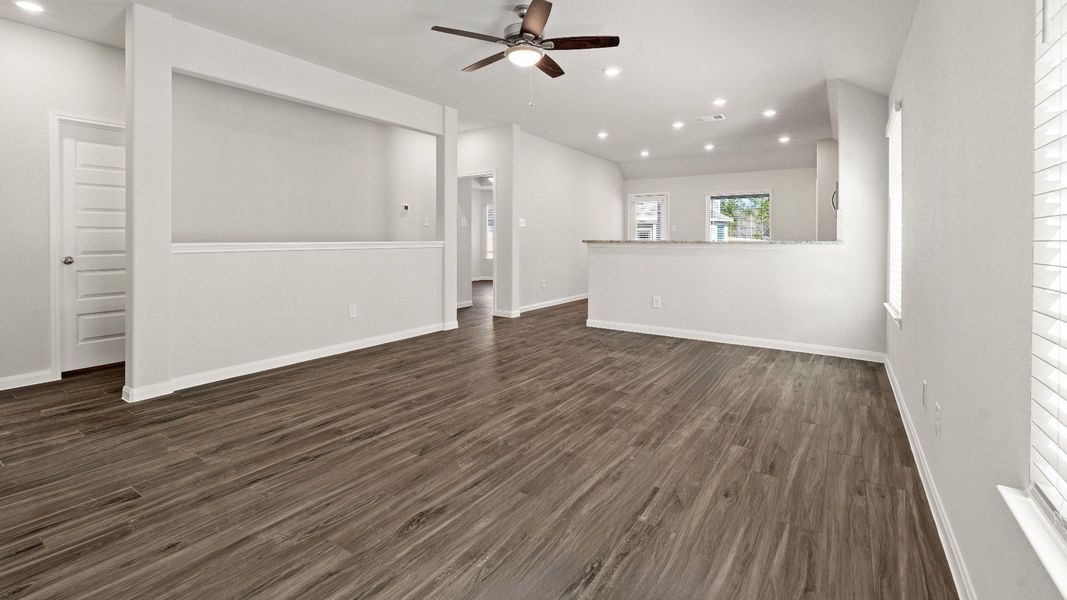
[886,102,904,326]
[1000,486,1067,598]
[627,193,670,241]
[1017,3,1067,589]
[705,190,773,242]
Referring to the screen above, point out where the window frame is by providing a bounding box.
[885,101,904,325]
[627,193,670,241]
[705,190,773,242]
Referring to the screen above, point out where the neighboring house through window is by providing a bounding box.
[706,196,733,241]
[707,193,771,241]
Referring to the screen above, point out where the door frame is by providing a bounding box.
[49,112,126,377]
[458,170,497,317]
[626,192,671,240]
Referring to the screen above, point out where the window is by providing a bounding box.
[485,204,494,259]
[707,193,770,241]
[1032,3,1067,535]
[629,194,667,240]
[887,103,903,320]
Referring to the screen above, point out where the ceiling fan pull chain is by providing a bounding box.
[528,67,535,107]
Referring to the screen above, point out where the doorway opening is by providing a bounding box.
[458,173,495,322]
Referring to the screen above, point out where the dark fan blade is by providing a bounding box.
[521,0,553,37]
[545,36,620,50]
[462,52,507,72]
[537,54,564,78]
[431,26,505,44]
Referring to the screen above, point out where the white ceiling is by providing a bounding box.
[0,0,918,178]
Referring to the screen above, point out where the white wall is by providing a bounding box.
[588,243,883,358]
[172,74,437,243]
[471,188,493,280]
[885,0,1057,597]
[588,81,886,360]
[517,132,624,310]
[170,246,443,383]
[459,125,519,315]
[457,178,472,305]
[625,168,817,242]
[118,8,457,401]
[816,139,839,241]
[0,19,124,384]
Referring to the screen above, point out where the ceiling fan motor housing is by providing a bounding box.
[504,22,534,43]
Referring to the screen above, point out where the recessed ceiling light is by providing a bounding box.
[778,136,791,143]
[704,143,715,151]
[762,109,778,118]
[602,66,622,77]
[712,98,727,107]
[640,150,650,157]
[597,131,609,139]
[14,0,44,12]
[672,121,685,130]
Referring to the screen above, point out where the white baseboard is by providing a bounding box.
[520,293,588,313]
[472,276,494,282]
[493,309,521,318]
[457,300,473,309]
[0,368,60,393]
[585,319,885,363]
[125,323,448,403]
[122,380,176,403]
[885,360,975,600]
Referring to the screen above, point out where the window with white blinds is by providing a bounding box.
[629,194,666,240]
[887,105,903,320]
[485,204,494,259]
[1032,0,1067,531]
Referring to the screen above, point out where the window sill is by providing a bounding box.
[999,486,1067,598]
[884,302,902,328]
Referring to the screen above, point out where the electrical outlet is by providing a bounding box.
[348,304,358,319]
[922,380,927,408]
[461,217,468,228]
[423,216,430,227]
[934,402,942,440]
[541,278,546,289]
[519,217,527,228]
[652,296,662,309]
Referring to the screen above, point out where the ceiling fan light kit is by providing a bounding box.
[506,44,544,67]
[431,0,620,79]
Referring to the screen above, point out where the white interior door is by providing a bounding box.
[60,122,126,371]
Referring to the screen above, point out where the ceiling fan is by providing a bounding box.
[431,0,620,79]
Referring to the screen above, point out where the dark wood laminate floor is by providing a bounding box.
[0,282,956,599]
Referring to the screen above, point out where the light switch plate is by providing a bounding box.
[652,296,662,309]
[348,304,358,318]
[423,216,430,227]
[461,218,468,228]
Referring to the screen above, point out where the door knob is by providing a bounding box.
[61,256,74,265]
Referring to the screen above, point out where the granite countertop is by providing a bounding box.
[582,239,843,245]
